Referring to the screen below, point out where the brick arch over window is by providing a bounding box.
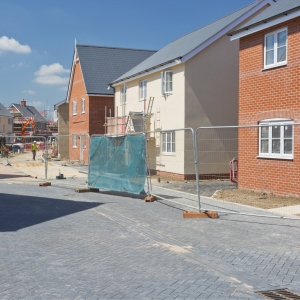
[256,110,294,122]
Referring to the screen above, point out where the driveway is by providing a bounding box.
[0,181,300,299]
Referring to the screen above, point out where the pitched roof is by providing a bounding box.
[110,0,270,85]
[230,0,300,35]
[10,104,46,123]
[54,99,66,110]
[0,103,12,117]
[76,45,156,95]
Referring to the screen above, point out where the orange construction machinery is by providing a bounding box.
[21,117,36,140]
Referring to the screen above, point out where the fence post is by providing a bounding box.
[45,137,48,180]
[193,128,201,211]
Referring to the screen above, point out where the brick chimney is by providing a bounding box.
[20,99,26,106]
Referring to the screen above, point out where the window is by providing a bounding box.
[72,101,77,115]
[8,118,12,125]
[72,135,77,148]
[81,98,85,113]
[264,28,287,68]
[139,80,147,100]
[162,132,175,154]
[121,86,126,104]
[162,71,173,94]
[259,120,293,159]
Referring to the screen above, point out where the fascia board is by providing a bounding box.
[66,48,77,103]
[230,9,300,41]
[110,60,182,87]
[87,94,114,97]
[182,0,273,62]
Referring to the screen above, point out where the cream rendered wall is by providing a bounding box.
[114,63,186,175]
[0,116,13,136]
[184,34,240,175]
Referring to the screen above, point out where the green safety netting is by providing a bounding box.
[88,134,147,194]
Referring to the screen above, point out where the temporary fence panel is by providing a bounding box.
[88,134,147,194]
[196,125,300,220]
[0,135,48,180]
[146,128,201,210]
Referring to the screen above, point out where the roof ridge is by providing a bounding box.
[76,44,157,52]
[169,0,259,44]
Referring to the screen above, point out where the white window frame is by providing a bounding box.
[259,119,293,159]
[162,131,175,155]
[264,27,287,69]
[121,86,126,104]
[139,80,147,101]
[81,98,85,114]
[72,101,77,115]
[162,70,173,94]
[72,135,77,148]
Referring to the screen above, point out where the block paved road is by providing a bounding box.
[0,181,300,299]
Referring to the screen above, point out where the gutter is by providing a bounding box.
[108,56,182,88]
[228,4,300,36]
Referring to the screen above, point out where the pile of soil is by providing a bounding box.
[213,189,300,209]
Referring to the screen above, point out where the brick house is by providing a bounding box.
[229,0,300,196]
[66,45,156,163]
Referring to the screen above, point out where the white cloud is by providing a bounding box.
[34,63,70,85]
[27,101,43,110]
[34,75,69,85]
[0,36,31,54]
[59,86,68,92]
[34,63,69,76]
[22,89,36,94]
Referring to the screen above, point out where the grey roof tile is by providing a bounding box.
[0,103,13,117]
[234,0,300,32]
[76,45,156,95]
[10,104,46,123]
[111,1,260,84]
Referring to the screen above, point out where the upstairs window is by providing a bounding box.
[72,101,77,115]
[81,98,85,113]
[264,28,287,68]
[162,71,173,94]
[121,86,126,104]
[139,80,147,101]
[259,119,293,159]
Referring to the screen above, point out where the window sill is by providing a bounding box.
[257,155,293,160]
[72,113,77,116]
[162,92,173,96]
[262,63,287,71]
[72,146,77,149]
[81,111,85,114]
[162,152,176,156]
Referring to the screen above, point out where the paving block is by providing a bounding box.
[144,195,157,202]
[39,182,51,187]
[183,211,219,218]
[75,187,99,193]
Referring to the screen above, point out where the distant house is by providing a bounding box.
[8,99,47,137]
[66,44,156,164]
[0,103,13,143]
[109,0,272,180]
[54,99,69,160]
[229,0,300,196]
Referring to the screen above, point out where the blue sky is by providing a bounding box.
[0,0,255,114]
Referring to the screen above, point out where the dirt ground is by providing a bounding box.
[213,189,300,210]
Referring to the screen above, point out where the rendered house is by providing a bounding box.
[229,0,300,196]
[66,45,156,164]
[0,103,13,143]
[109,0,272,180]
[54,99,69,160]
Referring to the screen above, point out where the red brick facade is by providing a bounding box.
[239,17,300,196]
[69,60,114,164]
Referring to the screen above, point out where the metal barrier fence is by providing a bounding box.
[0,135,48,179]
[196,125,300,220]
